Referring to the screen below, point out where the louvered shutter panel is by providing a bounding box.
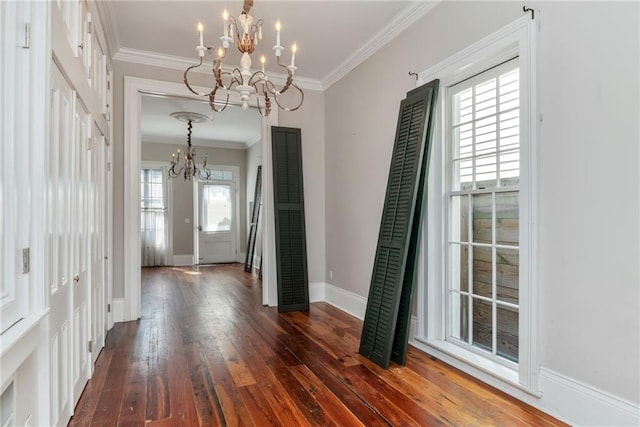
[359,80,439,368]
[244,165,262,272]
[272,127,309,312]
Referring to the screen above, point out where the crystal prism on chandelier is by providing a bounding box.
[183,0,304,116]
[168,112,212,181]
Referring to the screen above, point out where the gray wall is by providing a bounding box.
[141,141,247,257]
[324,0,639,405]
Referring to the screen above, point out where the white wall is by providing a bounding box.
[325,0,639,420]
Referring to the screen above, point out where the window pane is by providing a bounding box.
[472,194,492,243]
[496,247,519,304]
[450,195,468,242]
[499,69,519,112]
[472,246,492,299]
[497,304,518,362]
[475,154,498,189]
[450,244,468,292]
[453,88,473,125]
[202,184,232,232]
[496,192,518,245]
[450,292,469,343]
[452,159,473,191]
[472,298,492,352]
[453,123,473,160]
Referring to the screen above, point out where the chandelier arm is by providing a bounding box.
[248,70,267,86]
[273,82,304,112]
[209,90,230,113]
[184,57,216,97]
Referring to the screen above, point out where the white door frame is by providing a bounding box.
[193,165,241,264]
[124,76,278,320]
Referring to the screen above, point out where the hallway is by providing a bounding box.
[69,264,564,426]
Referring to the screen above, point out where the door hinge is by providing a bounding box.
[22,23,30,48]
[22,248,30,274]
[88,340,92,353]
[107,303,111,313]
[107,162,111,172]
[87,21,92,35]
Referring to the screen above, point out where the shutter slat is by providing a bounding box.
[359,80,439,368]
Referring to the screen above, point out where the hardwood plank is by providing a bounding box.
[69,264,567,427]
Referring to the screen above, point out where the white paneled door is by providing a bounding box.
[71,92,92,402]
[90,125,107,365]
[49,62,74,425]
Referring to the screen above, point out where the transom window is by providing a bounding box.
[447,58,520,365]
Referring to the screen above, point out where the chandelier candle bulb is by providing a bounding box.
[223,9,229,37]
[261,55,266,72]
[275,20,281,46]
[197,22,204,47]
[291,43,297,67]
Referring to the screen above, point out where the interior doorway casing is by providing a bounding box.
[124,77,278,320]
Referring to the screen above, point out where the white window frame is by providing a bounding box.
[413,16,539,395]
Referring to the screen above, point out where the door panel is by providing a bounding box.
[198,181,237,263]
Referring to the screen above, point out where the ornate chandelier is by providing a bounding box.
[183,0,303,116]
[168,112,212,180]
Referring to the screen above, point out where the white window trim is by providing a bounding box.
[413,15,540,396]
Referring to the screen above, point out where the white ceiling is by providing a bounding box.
[141,94,262,148]
[109,0,435,148]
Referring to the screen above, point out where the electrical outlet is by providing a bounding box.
[329,270,333,280]
[185,218,190,224]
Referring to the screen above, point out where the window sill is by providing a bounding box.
[412,336,542,398]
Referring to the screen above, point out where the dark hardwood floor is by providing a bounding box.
[69,264,565,426]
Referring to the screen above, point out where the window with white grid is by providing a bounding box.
[446,58,521,365]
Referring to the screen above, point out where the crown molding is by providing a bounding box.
[143,134,250,150]
[95,0,121,59]
[113,47,324,91]
[322,0,441,90]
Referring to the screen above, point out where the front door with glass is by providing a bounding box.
[197,181,237,263]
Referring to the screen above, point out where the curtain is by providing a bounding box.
[141,168,168,266]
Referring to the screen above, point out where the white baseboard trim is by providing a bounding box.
[323,283,367,320]
[537,368,640,427]
[309,282,326,303]
[172,254,194,266]
[112,298,125,323]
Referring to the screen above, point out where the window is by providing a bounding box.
[201,184,233,232]
[447,59,520,365]
[416,16,537,391]
[140,168,168,266]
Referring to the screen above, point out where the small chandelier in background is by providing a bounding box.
[168,112,212,181]
[183,0,304,116]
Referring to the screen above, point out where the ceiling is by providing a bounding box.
[110,1,434,148]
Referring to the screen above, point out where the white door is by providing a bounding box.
[71,93,91,402]
[197,181,237,263]
[90,127,106,365]
[49,62,74,424]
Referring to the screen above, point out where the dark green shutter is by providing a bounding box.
[244,165,262,273]
[359,80,439,368]
[272,127,309,313]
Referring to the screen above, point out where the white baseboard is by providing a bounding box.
[112,298,125,323]
[309,282,326,303]
[323,283,367,320]
[172,254,194,266]
[538,368,640,426]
